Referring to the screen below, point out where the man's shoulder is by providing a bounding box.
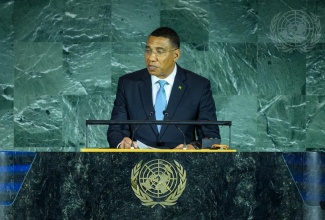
[178,65,210,83]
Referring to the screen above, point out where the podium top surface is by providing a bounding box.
[80,148,236,153]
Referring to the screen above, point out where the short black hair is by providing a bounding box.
[149,27,180,49]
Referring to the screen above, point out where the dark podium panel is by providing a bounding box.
[1,151,324,219]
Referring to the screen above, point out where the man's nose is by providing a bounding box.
[148,51,158,61]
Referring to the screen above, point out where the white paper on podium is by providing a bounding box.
[137,140,158,149]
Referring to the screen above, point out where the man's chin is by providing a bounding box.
[147,68,159,76]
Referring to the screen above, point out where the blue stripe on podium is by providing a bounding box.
[0,151,36,206]
[0,183,22,192]
[0,164,32,173]
[283,152,325,207]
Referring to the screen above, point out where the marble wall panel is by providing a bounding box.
[175,43,257,95]
[111,42,145,93]
[62,95,112,150]
[206,43,257,95]
[307,0,325,43]
[13,0,63,42]
[63,0,111,43]
[257,95,306,151]
[111,0,160,42]
[216,95,257,151]
[63,42,112,95]
[306,43,325,95]
[0,87,13,150]
[209,0,257,43]
[14,96,62,149]
[0,43,13,84]
[306,95,325,149]
[14,42,65,108]
[0,0,14,42]
[13,42,64,149]
[0,42,14,149]
[257,43,306,95]
[161,0,209,46]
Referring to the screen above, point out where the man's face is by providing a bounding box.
[145,36,180,79]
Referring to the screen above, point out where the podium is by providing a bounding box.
[1,151,321,219]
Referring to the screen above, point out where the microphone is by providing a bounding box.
[131,111,154,149]
[163,111,187,150]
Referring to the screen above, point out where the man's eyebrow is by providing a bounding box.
[145,45,166,50]
[155,47,165,50]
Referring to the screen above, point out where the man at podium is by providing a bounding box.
[107,27,220,149]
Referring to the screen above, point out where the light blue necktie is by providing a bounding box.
[155,80,167,132]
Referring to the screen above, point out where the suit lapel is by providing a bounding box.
[159,65,187,136]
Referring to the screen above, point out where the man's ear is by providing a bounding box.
[174,49,180,62]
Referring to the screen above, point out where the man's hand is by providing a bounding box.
[174,144,196,150]
[119,137,138,149]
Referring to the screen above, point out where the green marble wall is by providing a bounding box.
[0,0,324,151]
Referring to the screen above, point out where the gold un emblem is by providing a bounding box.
[131,159,187,208]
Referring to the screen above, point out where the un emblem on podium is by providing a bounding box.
[131,159,187,208]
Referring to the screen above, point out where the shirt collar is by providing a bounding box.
[151,64,177,86]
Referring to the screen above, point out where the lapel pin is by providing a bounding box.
[178,86,182,90]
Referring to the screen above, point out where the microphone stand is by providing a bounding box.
[131,112,154,149]
[163,111,187,150]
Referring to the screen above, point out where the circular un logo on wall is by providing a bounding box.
[130,159,187,208]
[270,10,321,53]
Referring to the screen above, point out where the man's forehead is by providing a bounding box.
[146,36,171,48]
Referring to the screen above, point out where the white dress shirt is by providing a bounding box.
[151,64,177,106]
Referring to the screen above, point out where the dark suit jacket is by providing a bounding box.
[107,64,220,148]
